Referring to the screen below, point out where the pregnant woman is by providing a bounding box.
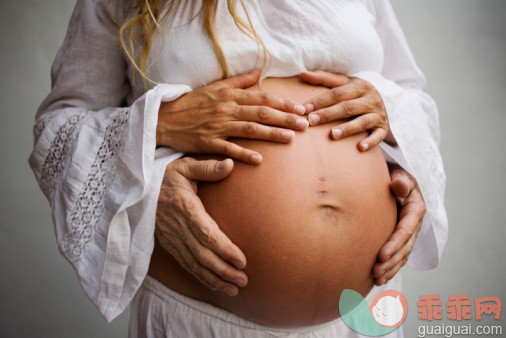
[29,0,448,337]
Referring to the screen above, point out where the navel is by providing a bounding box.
[319,204,341,223]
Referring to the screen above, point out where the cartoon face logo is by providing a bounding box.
[370,290,408,328]
[340,289,408,336]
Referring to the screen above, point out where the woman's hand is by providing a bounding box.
[372,164,426,285]
[155,156,248,296]
[299,70,395,151]
[157,69,309,164]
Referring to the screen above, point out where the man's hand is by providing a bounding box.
[372,164,426,285]
[155,156,248,296]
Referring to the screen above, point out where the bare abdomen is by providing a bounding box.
[149,77,397,327]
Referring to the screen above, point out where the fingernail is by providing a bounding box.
[304,103,315,113]
[294,104,306,115]
[250,153,262,163]
[233,278,247,287]
[225,286,238,296]
[217,160,226,171]
[282,130,295,141]
[332,128,343,139]
[308,113,320,126]
[362,143,369,151]
[296,118,309,130]
[232,259,246,269]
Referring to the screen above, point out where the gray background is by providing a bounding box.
[1,0,505,337]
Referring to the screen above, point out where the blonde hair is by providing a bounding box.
[110,0,269,90]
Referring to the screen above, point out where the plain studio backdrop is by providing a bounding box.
[1,1,505,337]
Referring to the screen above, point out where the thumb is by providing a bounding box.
[299,70,350,88]
[219,69,262,89]
[389,169,415,199]
[178,157,234,182]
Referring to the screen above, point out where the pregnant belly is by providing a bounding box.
[149,77,398,327]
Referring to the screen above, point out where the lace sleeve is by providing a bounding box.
[351,0,448,270]
[28,0,191,321]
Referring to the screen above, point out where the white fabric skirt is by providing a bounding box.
[129,274,404,338]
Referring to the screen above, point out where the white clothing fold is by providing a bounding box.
[128,275,404,338]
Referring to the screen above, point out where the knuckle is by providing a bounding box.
[371,94,383,107]
[356,78,372,91]
[223,142,235,157]
[312,97,324,109]
[378,112,388,125]
[196,226,213,246]
[341,102,354,117]
[242,122,256,136]
[189,259,202,273]
[214,103,231,116]
[179,156,193,167]
[168,193,186,211]
[319,109,332,123]
[360,117,370,130]
[218,87,236,100]
[196,247,212,265]
[207,121,223,131]
[257,106,270,121]
[330,88,344,102]
[260,92,275,105]
[169,192,195,215]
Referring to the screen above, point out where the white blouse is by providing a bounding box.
[29,0,448,322]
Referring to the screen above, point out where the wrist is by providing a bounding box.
[156,102,173,147]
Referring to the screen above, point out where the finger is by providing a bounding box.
[373,228,417,278]
[235,105,309,131]
[373,235,416,285]
[184,230,248,287]
[226,121,296,143]
[218,68,262,89]
[299,70,351,88]
[329,113,380,140]
[159,235,241,296]
[166,190,249,271]
[308,97,369,126]
[183,197,248,271]
[234,90,301,115]
[373,258,404,286]
[357,128,388,152]
[389,170,417,199]
[303,78,365,114]
[377,198,424,263]
[211,139,263,164]
[176,157,235,182]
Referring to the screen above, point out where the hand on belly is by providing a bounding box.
[149,77,398,327]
